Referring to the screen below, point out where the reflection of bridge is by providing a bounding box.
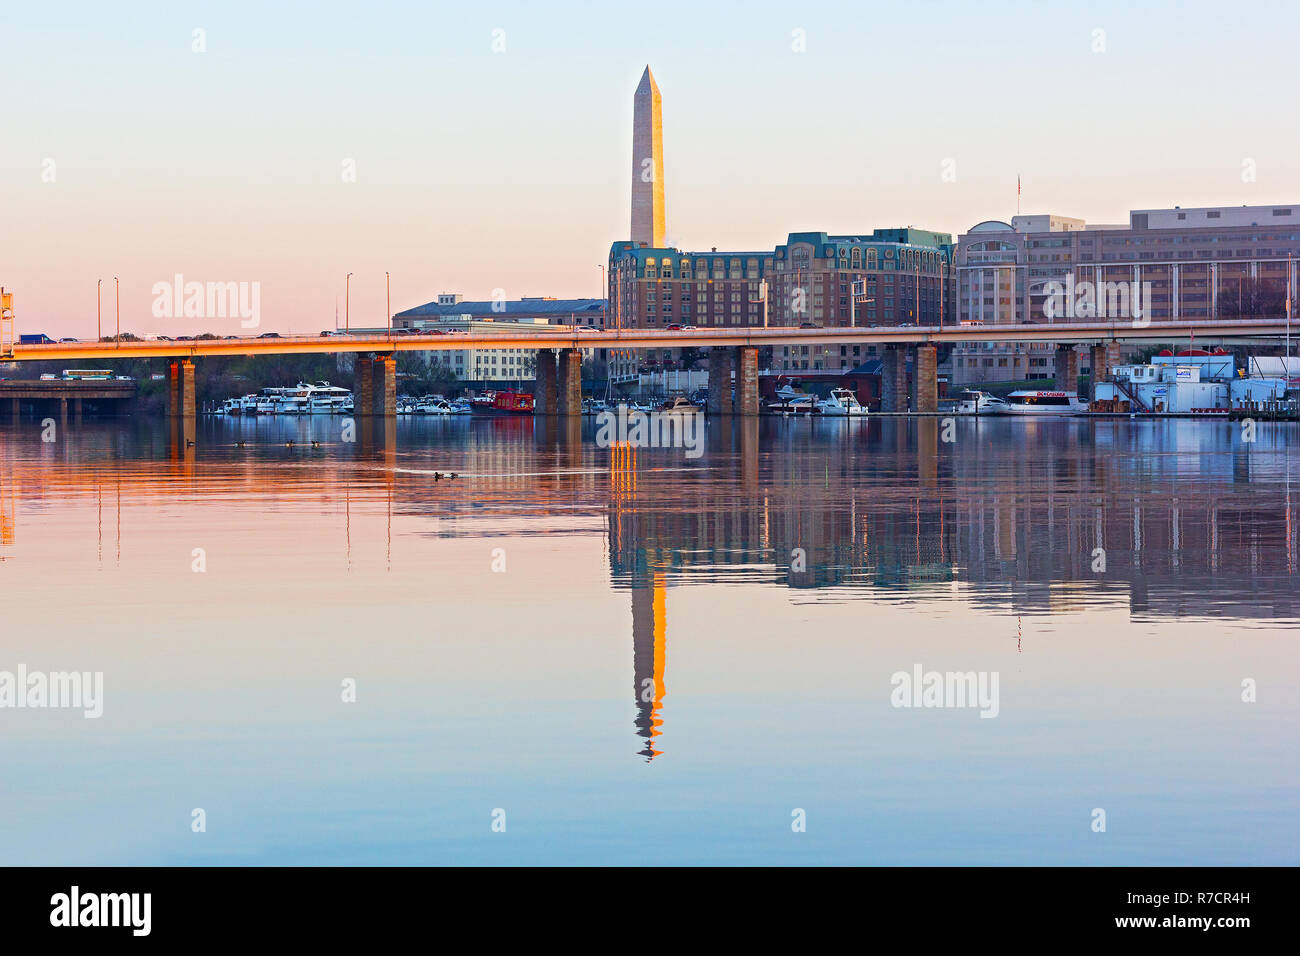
[2,417,1296,758]
[6,317,1296,419]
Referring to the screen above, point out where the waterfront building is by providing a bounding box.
[612,66,955,375]
[952,204,1300,386]
[608,229,956,373]
[393,294,605,384]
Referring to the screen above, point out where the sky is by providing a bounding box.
[2,0,1298,337]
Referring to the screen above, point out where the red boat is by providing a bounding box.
[472,390,535,415]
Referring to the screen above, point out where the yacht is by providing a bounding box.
[415,398,454,415]
[660,396,699,415]
[303,382,351,414]
[1003,390,1088,415]
[953,390,1011,415]
[767,393,817,415]
[815,388,868,417]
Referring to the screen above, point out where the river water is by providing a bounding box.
[0,415,1296,864]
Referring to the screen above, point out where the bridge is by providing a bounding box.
[0,377,137,424]
[2,317,1294,418]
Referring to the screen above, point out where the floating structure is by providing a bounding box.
[1094,350,1290,415]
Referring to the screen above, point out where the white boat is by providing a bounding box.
[953,389,1011,416]
[1003,390,1088,415]
[815,388,868,417]
[775,383,802,401]
[303,382,351,413]
[660,397,698,415]
[448,401,472,415]
[767,393,817,415]
[415,398,453,415]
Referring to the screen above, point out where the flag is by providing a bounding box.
[1017,175,1021,195]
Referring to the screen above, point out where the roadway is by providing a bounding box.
[4,317,1295,362]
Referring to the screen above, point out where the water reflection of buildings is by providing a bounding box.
[3,418,1296,760]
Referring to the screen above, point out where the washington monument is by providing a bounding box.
[630,65,666,248]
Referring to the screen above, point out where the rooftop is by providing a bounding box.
[396,297,607,319]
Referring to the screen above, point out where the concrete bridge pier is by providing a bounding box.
[166,360,196,420]
[73,398,83,427]
[9,398,18,424]
[707,349,733,415]
[534,349,557,415]
[353,357,374,417]
[167,361,179,417]
[373,356,395,417]
[1054,346,1080,396]
[1090,342,1120,399]
[915,345,938,413]
[353,355,396,417]
[881,346,910,413]
[734,346,759,416]
[557,349,581,417]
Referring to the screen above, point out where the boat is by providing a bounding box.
[472,390,536,415]
[660,396,698,415]
[953,389,1011,416]
[815,388,868,417]
[1003,390,1088,415]
[767,393,818,415]
[303,382,351,414]
[415,398,454,415]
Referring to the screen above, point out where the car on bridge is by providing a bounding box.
[257,332,282,338]
[19,333,54,344]
[59,337,78,343]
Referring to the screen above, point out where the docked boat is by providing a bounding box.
[953,389,1011,415]
[660,396,699,415]
[815,388,868,417]
[415,398,454,415]
[767,393,818,415]
[1003,390,1088,415]
[472,390,536,415]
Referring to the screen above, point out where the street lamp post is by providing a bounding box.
[114,276,119,344]
[386,272,391,334]
[850,279,873,327]
[346,273,352,332]
[97,279,102,341]
[598,264,606,327]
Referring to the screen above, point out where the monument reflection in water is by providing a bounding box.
[0,415,1295,865]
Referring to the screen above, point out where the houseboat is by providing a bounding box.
[1003,390,1089,415]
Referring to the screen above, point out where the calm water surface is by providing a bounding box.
[0,415,1296,865]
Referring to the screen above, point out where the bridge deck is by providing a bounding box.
[1,318,1293,362]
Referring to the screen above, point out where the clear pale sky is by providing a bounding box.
[2,0,1296,336]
